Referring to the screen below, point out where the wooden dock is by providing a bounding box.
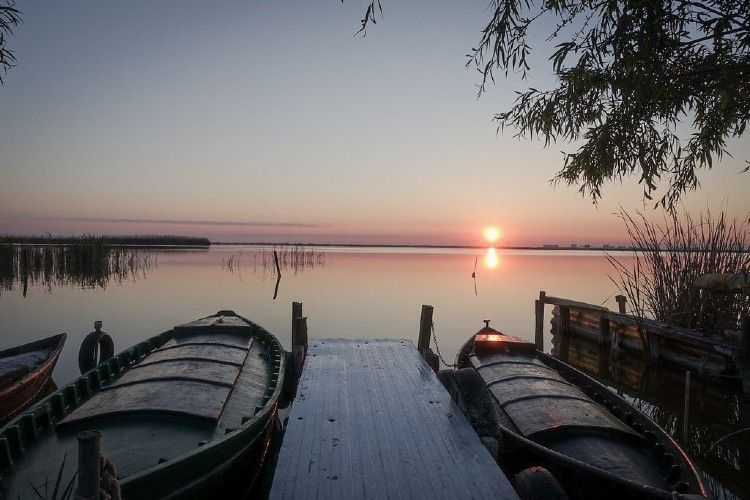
[269,339,518,499]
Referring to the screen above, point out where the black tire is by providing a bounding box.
[436,369,455,391]
[444,368,499,439]
[78,331,115,374]
[513,466,568,500]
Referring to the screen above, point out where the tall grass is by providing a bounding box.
[0,237,156,296]
[608,210,750,336]
[221,245,326,279]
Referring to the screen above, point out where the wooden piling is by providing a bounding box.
[418,305,433,353]
[683,371,691,442]
[292,317,308,377]
[557,306,571,361]
[598,317,611,352]
[743,316,750,394]
[615,295,627,314]
[534,291,546,351]
[75,430,101,500]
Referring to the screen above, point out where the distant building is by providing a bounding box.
[603,244,611,249]
[542,244,560,249]
[583,244,591,249]
[570,244,578,249]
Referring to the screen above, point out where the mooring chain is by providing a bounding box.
[430,321,456,368]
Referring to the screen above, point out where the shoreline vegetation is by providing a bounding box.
[0,236,159,296]
[1,235,210,247]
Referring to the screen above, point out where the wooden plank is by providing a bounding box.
[270,339,518,500]
[110,360,240,388]
[601,311,737,353]
[59,380,232,425]
[143,344,248,366]
[477,354,638,440]
[543,296,608,312]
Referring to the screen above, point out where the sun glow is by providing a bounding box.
[484,227,500,243]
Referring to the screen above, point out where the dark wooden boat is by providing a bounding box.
[446,321,710,500]
[0,311,285,499]
[0,334,66,424]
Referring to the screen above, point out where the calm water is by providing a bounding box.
[0,246,747,498]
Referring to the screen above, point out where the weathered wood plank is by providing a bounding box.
[60,380,232,425]
[144,344,247,366]
[270,339,518,500]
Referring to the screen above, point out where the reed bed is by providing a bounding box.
[608,210,750,336]
[0,234,209,246]
[0,237,156,296]
[221,245,326,279]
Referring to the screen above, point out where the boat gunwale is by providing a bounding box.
[0,312,286,498]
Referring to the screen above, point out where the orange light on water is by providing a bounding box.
[484,247,499,269]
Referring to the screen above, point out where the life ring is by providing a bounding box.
[78,322,115,374]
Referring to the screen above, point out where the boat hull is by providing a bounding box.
[455,334,709,499]
[0,334,66,423]
[0,312,285,499]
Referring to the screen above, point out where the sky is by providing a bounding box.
[0,1,748,246]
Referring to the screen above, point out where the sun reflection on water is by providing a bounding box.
[484,247,500,269]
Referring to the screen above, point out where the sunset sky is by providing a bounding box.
[1,1,748,246]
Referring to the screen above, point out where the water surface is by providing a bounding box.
[0,246,746,498]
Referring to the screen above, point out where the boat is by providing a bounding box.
[442,320,709,500]
[0,334,66,424]
[0,311,286,499]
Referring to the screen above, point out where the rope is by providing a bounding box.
[431,322,456,368]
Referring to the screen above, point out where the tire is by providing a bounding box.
[443,368,499,439]
[78,331,115,374]
[513,466,568,500]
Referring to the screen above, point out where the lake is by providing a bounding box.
[0,245,746,498]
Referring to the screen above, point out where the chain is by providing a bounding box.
[431,321,456,368]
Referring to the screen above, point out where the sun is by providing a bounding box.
[484,227,500,244]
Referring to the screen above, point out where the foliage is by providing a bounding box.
[607,209,750,336]
[357,1,750,208]
[0,0,20,85]
[27,452,77,500]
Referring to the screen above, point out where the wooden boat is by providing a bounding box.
[0,334,66,424]
[0,311,285,499]
[445,321,709,500]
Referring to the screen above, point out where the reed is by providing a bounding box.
[608,210,750,336]
[221,245,326,279]
[0,237,156,296]
[0,234,210,246]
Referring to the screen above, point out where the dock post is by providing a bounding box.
[418,305,433,353]
[292,317,308,378]
[598,317,611,352]
[418,305,439,370]
[292,301,303,333]
[534,291,546,351]
[743,316,750,394]
[682,371,691,442]
[75,430,101,500]
[615,295,627,314]
[556,306,571,361]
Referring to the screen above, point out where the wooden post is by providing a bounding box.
[292,302,303,332]
[682,371,691,442]
[598,317,611,352]
[75,430,101,500]
[615,295,627,314]
[556,306,571,361]
[645,333,662,364]
[418,305,433,353]
[292,317,308,378]
[534,291,546,351]
[743,316,750,395]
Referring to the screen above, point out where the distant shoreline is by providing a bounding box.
[210,241,635,251]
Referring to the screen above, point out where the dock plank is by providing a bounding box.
[270,339,518,500]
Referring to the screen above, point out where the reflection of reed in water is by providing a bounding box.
[221,245,326,280]
[0,239,156,297]
[552,330,749,500]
